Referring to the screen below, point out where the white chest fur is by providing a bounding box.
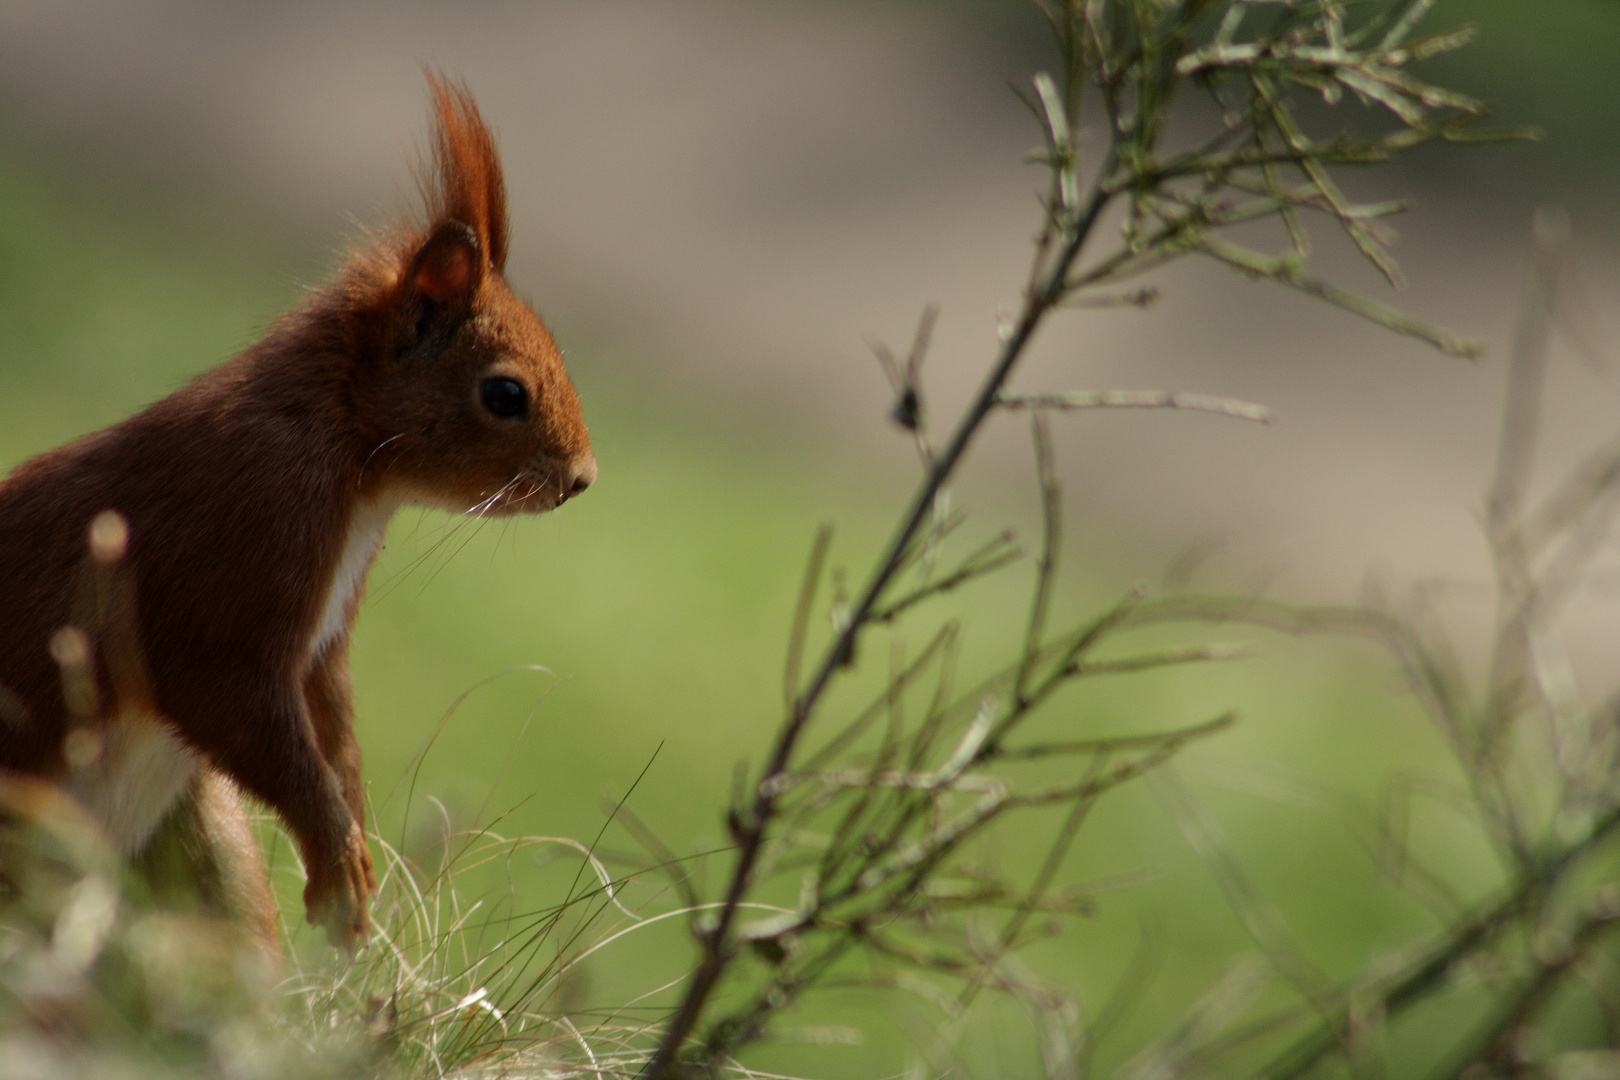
[310,494,401,662]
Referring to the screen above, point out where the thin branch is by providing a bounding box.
[868,532,1022,626]
[999,711,1239,761]
[783,525,834,714]
[1201,240,1484,358]
[1151,768,1340,1016]
[1017,413,1063,707]
[1000,389,1272,423]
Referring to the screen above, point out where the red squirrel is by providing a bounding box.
[0,77,595,950]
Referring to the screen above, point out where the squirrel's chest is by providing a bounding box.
[309,495,401,662]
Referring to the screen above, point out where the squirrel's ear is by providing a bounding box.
[408,220,482,305]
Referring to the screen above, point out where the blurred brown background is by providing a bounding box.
[3,0,1607,586]
[3,0,1615,610]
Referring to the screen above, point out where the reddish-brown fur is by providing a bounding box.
[0,77,594,949]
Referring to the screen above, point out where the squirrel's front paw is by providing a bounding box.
[303,824,373,953]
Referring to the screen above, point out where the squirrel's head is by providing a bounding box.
[350,75,595,517]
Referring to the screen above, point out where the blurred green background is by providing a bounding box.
[1,2,1618,1076]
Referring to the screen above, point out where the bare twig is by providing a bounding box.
[1000,389,1273,423]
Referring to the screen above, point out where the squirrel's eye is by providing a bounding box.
[480,377,529,420]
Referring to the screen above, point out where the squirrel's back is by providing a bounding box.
[0,323,366,774]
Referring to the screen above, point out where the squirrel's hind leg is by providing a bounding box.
[130,767,280,957]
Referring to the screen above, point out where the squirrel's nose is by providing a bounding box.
[567,455,598,496]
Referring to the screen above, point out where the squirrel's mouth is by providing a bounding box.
[474,468,570,517]
[465,452,593,518]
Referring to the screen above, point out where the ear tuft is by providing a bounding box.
[422,72,508,273]
[410,221,481,305]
